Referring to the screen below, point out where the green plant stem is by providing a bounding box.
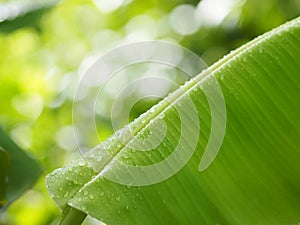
[60,207,87,225]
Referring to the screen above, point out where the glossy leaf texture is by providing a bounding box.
[0,128,42,211]
[47,17,300,225]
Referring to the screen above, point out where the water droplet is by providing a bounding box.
[126,205,129,210]
[96,155,102,162]
[82,205,87,211]
[58,187,63,191]
[88,152,96,158]
[100,192,104,197]
[83,191,88,196]
[89,194,95,200]
[55,194,60,199]
[63,192,69,198]
[158,114,165,119]
[116,196,121,202]
[78,161,86,166]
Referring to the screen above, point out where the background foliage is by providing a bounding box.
[0,0,299,224]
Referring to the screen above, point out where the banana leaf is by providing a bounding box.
[0,148,9,207]
[47,17,300,225]
[0,128,42,211]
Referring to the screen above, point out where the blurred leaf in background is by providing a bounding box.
[0,148,9,207]
[0,0,58,33]
[0,0,299,224]
[0,128,42,211]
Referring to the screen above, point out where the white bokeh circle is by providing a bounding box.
[72,40,226,186]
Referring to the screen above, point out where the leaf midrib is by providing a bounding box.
[63,21,300,214]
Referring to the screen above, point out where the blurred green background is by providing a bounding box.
[0,0,299,224]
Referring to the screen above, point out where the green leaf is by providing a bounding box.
[47,17,300,225]
[0,1,57,33]
[0,148,9,207]
[0,127,42,210]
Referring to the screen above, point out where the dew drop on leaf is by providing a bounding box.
[96,155,102,162]
[122,154,130,160]
[149,107,155,113]
[89,194,95,200]
[78,161,86,166]
[158,114,165,119]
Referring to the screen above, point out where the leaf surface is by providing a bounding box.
[0,128,42,210]
[0,148,9,207]
[47,17,300,225]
